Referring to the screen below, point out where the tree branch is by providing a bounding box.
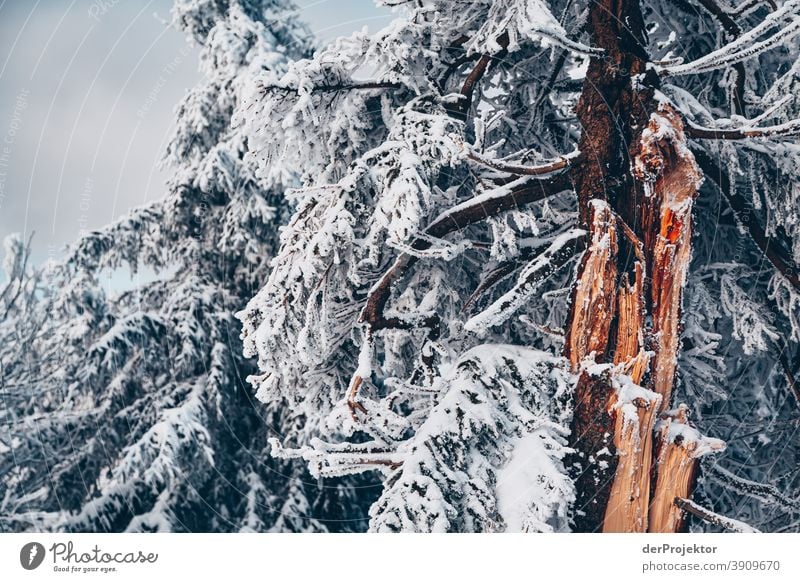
[426,173,574,240]
[662,3,800,77]
[447,33,509,121]
[466,149,578,176]
[260,81,402,97]
[731,0,778,17]
[463,260,523,312]
[674,497,761,532]
[706,463,800,513]
[686,118,800,140]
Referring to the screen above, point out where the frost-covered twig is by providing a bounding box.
[662,0,800,76]
[686,117,800,140]
[707,464,800,513]
[466,148,578,176]
[674,497,762,532]
[259,80,402,96]
[268,438,402,478]
[693,148,800,291]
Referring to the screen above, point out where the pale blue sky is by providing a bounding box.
[0,0,392,264]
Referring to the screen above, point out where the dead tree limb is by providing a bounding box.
[674,497,761,532]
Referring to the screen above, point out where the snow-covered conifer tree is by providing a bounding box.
[238,0,800,532]
[0,0,377,533]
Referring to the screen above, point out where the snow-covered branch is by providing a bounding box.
[258,80,403,96]
[465,229,585,331]
[706,464,800,513]
[466,148,579,176]
[731,0,778,18]
[359,172,573,333]
[674,497,761,532]
[662,0,800,76]
[686,117,800,140]
[268,438,402,478]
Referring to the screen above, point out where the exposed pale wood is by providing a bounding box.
[623,350,650,387]
[614,261,645,376]
[602,384,661,532]
[648,406,726,532]
[565,201,619,371]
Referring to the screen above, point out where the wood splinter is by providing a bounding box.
[648,405,726,532]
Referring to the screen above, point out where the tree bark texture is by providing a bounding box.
[565,0,724,532]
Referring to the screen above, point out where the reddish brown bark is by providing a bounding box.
[565,0,722,533]
[569,369,618,532]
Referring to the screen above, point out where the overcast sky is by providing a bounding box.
[0,0,392,265]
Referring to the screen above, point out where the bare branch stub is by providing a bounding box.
[685,120,800,140]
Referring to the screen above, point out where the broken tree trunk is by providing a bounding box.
[565,200,619,369]
[633,106,703,413]
[602,376,661,532]
[649,406,726,532]
[565,0,722,533]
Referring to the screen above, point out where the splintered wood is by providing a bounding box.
[614,261,648,384]
[565,200,618,370]
[649,406,726,532]
[602,379,661,532]
[633,105,703,413]
[604,105,709,532]
[568,103,722,533]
